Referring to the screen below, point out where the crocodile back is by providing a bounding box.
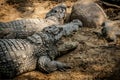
[0,18,57,39]
[0,39,36,79]
[27,31,58,60]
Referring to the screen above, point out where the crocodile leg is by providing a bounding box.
[58,41,78,55]
[37,56,70,73]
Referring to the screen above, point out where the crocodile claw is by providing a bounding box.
[56,62,71,72]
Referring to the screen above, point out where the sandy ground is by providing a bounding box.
[0,0,120,80]
[0,0,77,22]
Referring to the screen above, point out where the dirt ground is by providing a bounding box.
[0,0,120,80]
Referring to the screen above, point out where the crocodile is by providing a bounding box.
[101,20,120,43]
[0,4,66,39]
[70,0,107,27]
[0,19,82,79]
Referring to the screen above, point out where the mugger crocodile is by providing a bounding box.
[0,19,82,79]
[0,4,66,39]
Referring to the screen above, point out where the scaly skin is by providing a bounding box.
[0,4,66,39]
[0,19,82,79]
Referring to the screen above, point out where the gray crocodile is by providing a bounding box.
[0,19,82,79]
[0,4,66,39]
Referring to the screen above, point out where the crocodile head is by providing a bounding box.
[42,19,83,42]
[45,4,67,24]
[42,25,63,43]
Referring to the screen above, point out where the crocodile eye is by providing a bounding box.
[62,9,65,13]
[53,10,57,13]
[49,26,52,28]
